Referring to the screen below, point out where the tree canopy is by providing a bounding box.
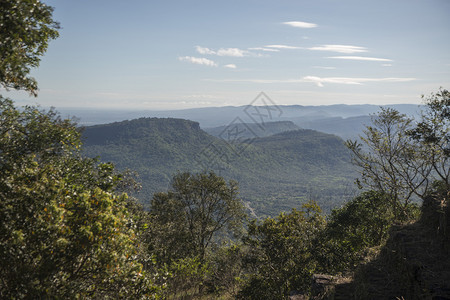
[149,171,246,262]
[0,98,160,298]
[0,0,59,95]
[239,201,325,299]
[346,89,449,220]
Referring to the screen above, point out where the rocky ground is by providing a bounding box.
[297,194,450,300]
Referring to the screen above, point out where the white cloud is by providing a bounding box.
[265,44,303,50]
[309,45,368,54]
[217,48,249,57]
[196,46,216,55]
[248,47,280,52]
[224,64,237,69]
[178,56,217,67]
[204,78,298,84]
[205,76,415,87]
[195,46,252,57]
[382,64,393,67]
[313,66,336,70]
[328,56,393,62]
[283,21,317,28]
[181,94,219,100]
[302,76,415,87]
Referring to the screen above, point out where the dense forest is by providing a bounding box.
[1,1,449,299]
[82,117,356,216]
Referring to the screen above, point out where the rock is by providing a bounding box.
[288,293,309,300]
[311,274,335,298]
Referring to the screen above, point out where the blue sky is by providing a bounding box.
[8,0,450,109]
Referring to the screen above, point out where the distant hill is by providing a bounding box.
[61,104,421,126]
[63,103,421,140]
[205,121,300,139]
[82,117,356,217]
[294,115,372,141]
[82,118,216,195]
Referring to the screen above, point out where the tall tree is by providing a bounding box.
[346,108,421,220]
[150,171,246,261]
[0,0,59,95]
[315,190,401,274]
[239,201,325,299]
[346,89,449,220]
[0,99,160,298]
[408,88,450,190]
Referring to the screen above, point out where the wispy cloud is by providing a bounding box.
[217,48,249,57]
[196,46,216,55]
[195,46,252,57]
[204,78,298,84]
[313,66,337,70]
[303,76,414,87]
[283,21,317,28]
[328,56,393,62]
[265,44,303,50]
[205,76,415,87]
[248,47,280,52]
[224,64,237,69]
[309,45,368,54]
[178,56,217,67]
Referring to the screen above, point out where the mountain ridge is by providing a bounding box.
[82,117,356,216]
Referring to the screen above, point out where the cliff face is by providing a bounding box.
[305,192,450,300]
[336,193,450,300]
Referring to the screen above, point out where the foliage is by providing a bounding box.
[346,89,449,222]
[149,171,246,262]
[205,242,245,297]
[146,191,194,263]
[408,88,450,189]
[0,98,160,298]
[346,108,419,220]
[314,191,418,274]
[238,201,325,299]
[162,256,209,299]
[0,0,59,95]
[82,118,356,217]
[205,120,300,139]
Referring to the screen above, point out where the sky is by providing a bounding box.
[6,0,450,110]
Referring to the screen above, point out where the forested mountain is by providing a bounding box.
[62,103,421,140]
[295,115,372,141]
[204,121,300,139]
[82,117,356,216]
[61,103,420,126]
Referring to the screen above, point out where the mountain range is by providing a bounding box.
[82,117,357,217]
[62,103,421,140]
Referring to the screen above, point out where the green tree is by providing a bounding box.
[346,89,449,221]
[408,88,449,189]
[0,99,160,298]
[149,171,246,262]
[206,242,245,297]
[0,0,59,95]
[346,108,426,220]
[239,201,325,299]
[314,191,419,274]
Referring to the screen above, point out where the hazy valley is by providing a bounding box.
[82,117,356,217]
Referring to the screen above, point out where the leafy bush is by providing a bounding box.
[238,201,325,299]
[315,190,419,274]
[0,99,161,298]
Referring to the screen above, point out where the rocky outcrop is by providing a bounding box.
[290,194,450,300]
[338,194,450,299]
[306,194,450,300]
